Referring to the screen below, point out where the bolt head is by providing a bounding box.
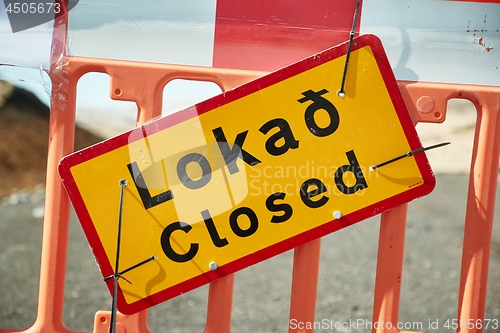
[416,96,435,114]
[333,211,342,219]
[209,262,218,270]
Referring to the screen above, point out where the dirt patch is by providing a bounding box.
[0,83,103,198]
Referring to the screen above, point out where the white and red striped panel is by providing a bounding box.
[64,0,360,71]
[1,0,499,85]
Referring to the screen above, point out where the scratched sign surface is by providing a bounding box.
[58,35,435,314]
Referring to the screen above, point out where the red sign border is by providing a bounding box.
[58,34,435,314]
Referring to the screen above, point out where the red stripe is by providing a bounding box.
[213,0,362,71]
[452,0,500,3]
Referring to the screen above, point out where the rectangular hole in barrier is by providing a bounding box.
[401,173,468,329]
[399,99,490,330]
[148,286,209,333]
[0,204,43,330]
[75,72,138,140]
[315,217,379,333]
[63,208,110,331]
[489,184,500,322]
[0,67,50,330]
[0,66,53,196]
[162,79,223,117]
[231,251,293,333]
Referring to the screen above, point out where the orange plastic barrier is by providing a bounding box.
[1,10,499,333]
[2,56,498,333]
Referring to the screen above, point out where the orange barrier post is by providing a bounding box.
[372,204,409,333]
[203,275,234,333]
[288,239,322,333]
[29,50,76,333]
[457,89,500,333]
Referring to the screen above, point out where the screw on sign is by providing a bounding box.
[58,35,439,314]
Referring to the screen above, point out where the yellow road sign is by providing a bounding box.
[59,34,435,314]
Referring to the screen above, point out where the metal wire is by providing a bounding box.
[338,0,362,98]
[109,179,128,333]
[370,142,450,170]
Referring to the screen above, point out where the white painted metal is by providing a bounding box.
[360,0,499,86]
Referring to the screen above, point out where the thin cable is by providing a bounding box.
[104,254,157,283]
[109,179,127,333]
[338,0,362,98]
[369,142,450,170]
